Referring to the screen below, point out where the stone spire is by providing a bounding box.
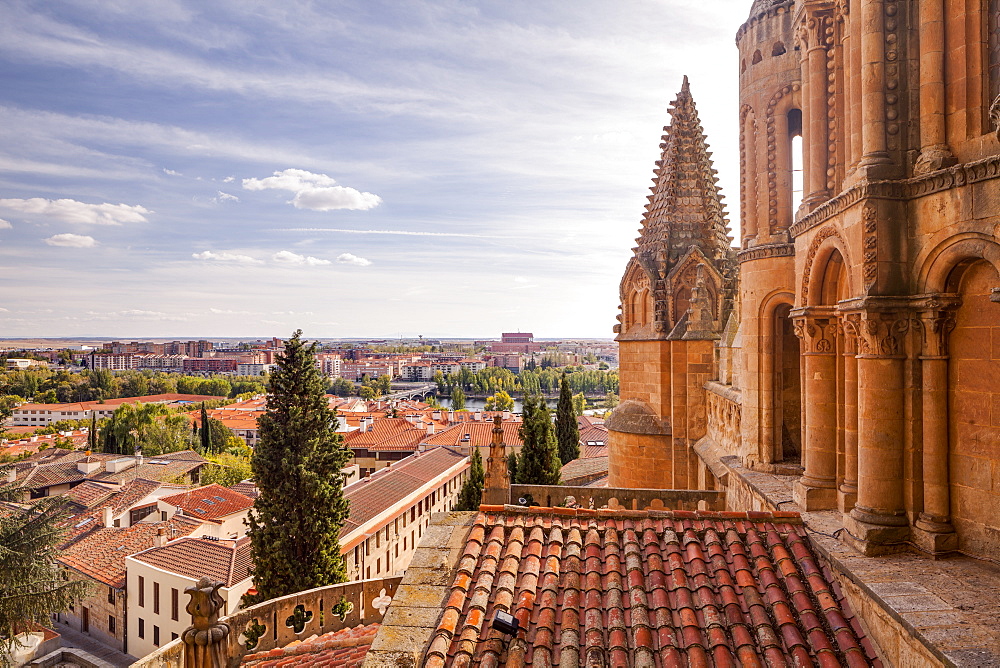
[635,75,733,275]
[481,416,509,506]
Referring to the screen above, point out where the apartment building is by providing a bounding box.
[11,393,225,426]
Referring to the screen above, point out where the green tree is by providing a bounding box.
[573,393,586,417]
[450,386,466,411]
[507,451,519,485]
[87,412,98,451]
[246,331,351,602]
[454,446,484,511]
[432,370,446,394]
[200,451,253,488]
[555,375,581,465]
[359,386,378,401]
[517,395,561,485]
[484,390,514,412]
[0,396,22,424]
[375,375,391,396]
[328,377,354,397]
[0,468,89,656]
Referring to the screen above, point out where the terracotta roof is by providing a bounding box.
[449,411,519,423]
[159,483,253,522]
[421,422,523,449]
[343,417,428,452]
[241,623,379,668]
[560,456,609,486]
[92,451,207,485]
[59,518,200,587]
[62,480,118,509]
[423,507,881,668]
[581,444,608,459]
[14,393,226,414]
[229,482,259,499]
[131,536,252,586]
[342,447,468,533]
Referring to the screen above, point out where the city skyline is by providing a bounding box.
[0,1,746,338]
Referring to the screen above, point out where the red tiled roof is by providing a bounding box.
[132,536,252,586]
[343,418,428,452]
[423,507,881,668]
[61,480,118,508]
[241,623,380,668]
[342,447,467,533]
[560,456,609,486]
[59,518,200,587]
[421,422,523,449]
[14,393,226,413]
[159,483,253,522]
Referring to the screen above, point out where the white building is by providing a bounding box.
[125,536,252,657]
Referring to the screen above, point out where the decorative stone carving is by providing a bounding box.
[182,577,230,668]
[765,83,801,232]
[857,311,910,357]
[736,242,795,263]
[861,203,878,292]
[792,313,838,354]
[991,94,1000,141]
[916,304,959,358]
[800,226,843,306]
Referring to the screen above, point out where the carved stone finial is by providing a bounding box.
[991,94,1000,142]
[481,415,509,506]
[182,577,230,668]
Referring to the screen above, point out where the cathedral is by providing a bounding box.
[609,0,1000,561]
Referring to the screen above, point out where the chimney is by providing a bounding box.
[6,468,15,484]
[502,411,511,420]
[474,411,482,421]
[153,527,167,548]
[426,423,435,436]
[102,506,113,528]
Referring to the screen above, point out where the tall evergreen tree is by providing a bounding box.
[507,451,519,485]
[556,374,581,464]
[200,403,213,454]
[455,447,485,511]
[246,331,351,601]
[517,395,561,485]
[87,411,98,451]
[451,386,466,411]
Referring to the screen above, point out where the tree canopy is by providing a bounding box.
[517,395,561,485]
[555,375,581,465]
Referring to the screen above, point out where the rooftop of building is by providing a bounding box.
[343,417,430,451]
[158,483,253,522]
[420,421,523,448]
[241,623,380,668]
[13,393,227,413]
[131,535,252,586]
[377,506,880,668]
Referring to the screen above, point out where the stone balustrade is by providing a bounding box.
[510,484,725,512]
[132,576,401,668]
[705,380,742,455]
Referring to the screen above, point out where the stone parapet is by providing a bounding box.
[508,484,725,512]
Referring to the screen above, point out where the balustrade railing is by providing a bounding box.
[510,484,726,512]
[133,576,401,668]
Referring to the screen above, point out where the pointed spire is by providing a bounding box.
[635,76,733,273]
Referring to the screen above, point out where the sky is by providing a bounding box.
[0,0,749,340]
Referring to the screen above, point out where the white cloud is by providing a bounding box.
[120,309,166,317]
[336,252,372,267]
[213,191,239,203]
[222,176,235,183]
[273,250,331,266]
[44,233,96,247]
[192,250,262,264]
[163,168,182,176]
[209,307,260,315]
[0,219,10,229]
[243,168,381,211]
[0,198,150,225]
[280,227,501,239]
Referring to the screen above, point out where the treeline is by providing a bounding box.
[0,367,266,404]
[433,366,619,397]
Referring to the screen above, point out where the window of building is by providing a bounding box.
[171,588,179,621]
[172,633,178,641]
[404,536,407,550]
[376,558,381,573]
[107,587,115,605]
[153,582,160,614]
[153,625,160,647]
[138,618,145,639]
[109,615,116,636]
[395,545,399,558]
[138,576,145,607]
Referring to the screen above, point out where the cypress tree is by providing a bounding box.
[455,446,484,511]
[246,331,351,601]
[87,411,98,452]
[200,403,213,454]
[517,395,561,485]
[556,374,581,464]
[507,451,519,485]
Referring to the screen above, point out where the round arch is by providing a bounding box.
[800,226,854,306]
[918,233,1000,293]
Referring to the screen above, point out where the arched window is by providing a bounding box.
[788,108,804,215]
[741,59,747,73]
[752,49,763,65]
[772,41,786,56]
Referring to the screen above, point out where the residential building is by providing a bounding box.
[419,419,524,462]
[343,417,432,475]
[126,536,252,657]
[11,393,226,426]
[150,484,253,539]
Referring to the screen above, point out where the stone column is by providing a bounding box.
[792,309,839,510]
[848,0,863,172]
[844,309,910,554]
[913,303,959,553]
[914,0,956,174]
[859,0,891,168]
[801,14,831,208]
[839,314,860,512]
[482,416,509,506]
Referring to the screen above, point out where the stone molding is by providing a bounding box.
[736,242,795,263]
[790,306,838,354]
[800,225,844,305]
[789,154,1000,237]
[737,1,797,42]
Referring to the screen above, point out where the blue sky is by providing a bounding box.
[0,0,748,339]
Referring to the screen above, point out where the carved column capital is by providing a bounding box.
[856,309,911,358]
[914,295,960,358]
[840,312,861,355]
[791,307,838,354]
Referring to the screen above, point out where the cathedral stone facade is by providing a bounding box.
[610,0,1000,559]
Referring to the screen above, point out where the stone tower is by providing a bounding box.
[607,77,737,490]
[481,415,508,506]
